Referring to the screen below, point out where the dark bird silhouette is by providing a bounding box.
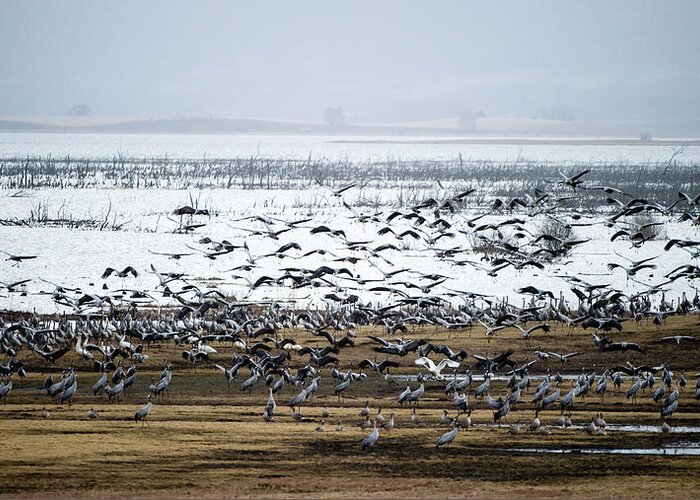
[558,168,590,189]
[0,250,38,263]
[102,266,139,279]
[359,358,400,374]
[602,342,646,355]
[665,239,700,251]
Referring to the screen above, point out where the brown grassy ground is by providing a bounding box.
[2,315,700,498]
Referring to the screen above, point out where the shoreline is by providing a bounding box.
[328,138,700,147]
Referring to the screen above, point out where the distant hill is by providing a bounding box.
[0,115,697,139]
[0,116,458,135]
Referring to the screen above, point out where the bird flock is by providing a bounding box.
[1,168,700,451]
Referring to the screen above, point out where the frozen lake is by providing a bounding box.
[0,132,699,164]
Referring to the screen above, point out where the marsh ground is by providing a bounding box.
[2,315,700,498]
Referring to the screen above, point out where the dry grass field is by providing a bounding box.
[2,315,700,499]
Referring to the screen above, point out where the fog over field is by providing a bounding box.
[1,1,699,135]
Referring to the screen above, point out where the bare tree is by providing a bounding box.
[323,106,346,127]
[458,110,476,131]
[68,104,92,116]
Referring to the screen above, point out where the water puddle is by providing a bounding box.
[505,445,700,456]
[606,424,700,434]
[471,423,700,434]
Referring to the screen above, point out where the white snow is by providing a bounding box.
[0,134,697,314]
[0,186,697,314]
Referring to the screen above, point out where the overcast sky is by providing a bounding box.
[1,1,698,125]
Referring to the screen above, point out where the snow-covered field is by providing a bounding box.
[0,134,700,313]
